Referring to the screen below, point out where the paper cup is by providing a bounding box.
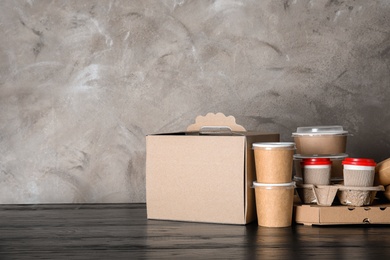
[252,142,296,184]
[302,158,332,185]
[294,154,348,183]
[252,181,295,227]
[303,165,331,185]
[342,158,376,187]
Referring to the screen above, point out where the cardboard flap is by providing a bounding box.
[186,112,246,132]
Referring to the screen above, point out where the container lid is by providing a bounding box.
[302,158,332,166]
[294,153,348,159]
[292,125,348,136]
[342,158,376,166]
[252,181,296,187]
[252,142,296,149]
[294,176,343,182]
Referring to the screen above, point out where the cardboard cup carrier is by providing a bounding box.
[252,181,296,227]
[252,142,296,183]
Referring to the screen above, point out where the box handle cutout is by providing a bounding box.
[187,112,246,132]
[380,207,387,211]
[363,218,371,224]
[364,207,371,211]
[347,207,355,211]
[199,126,232,135]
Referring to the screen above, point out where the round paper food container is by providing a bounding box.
[252,181,296,228]
[291,125,348,155]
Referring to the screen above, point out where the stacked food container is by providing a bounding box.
[251,142,296,227]
[292,125,384,207]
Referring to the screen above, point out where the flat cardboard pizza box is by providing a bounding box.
[294,203,390,225]
[146,113,279,224]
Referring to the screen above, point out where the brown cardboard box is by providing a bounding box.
[294,204,390,225]
[146,113,279,225]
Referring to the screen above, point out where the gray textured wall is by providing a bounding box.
[1,0,389,204]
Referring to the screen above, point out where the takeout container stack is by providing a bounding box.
[292,126,349,205]
[252,142,296,227]
[292,125,349,182]
[292,125,384,207]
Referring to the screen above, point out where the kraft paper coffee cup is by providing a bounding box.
[252,142,296,184]
[342,158,376,187]
[293,154,348,183]
[302,158,332,185]
[253,181,295,228]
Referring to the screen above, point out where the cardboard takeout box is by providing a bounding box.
[146,113,279,224]
[294,204,390,225]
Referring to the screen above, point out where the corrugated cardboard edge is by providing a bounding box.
[244,140,250,223]
[293,204,321,226]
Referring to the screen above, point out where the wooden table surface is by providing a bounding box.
[0,203,390,259]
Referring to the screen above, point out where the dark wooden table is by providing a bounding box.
[0,203,390,259]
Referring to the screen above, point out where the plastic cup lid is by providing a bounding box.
[292,125,348,136]
[342,157,376,166]
[252,181,296,187]
[252,142,296,149]
[302,158,332,165]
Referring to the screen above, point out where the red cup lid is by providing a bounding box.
[342,158,376,166]
[302,158,332,166]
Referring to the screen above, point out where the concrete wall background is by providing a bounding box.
[0,0,389,203]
